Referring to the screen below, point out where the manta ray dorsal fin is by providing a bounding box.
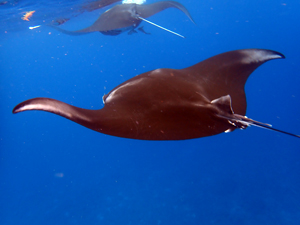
[211,95,238,133]
[211,95,234,115]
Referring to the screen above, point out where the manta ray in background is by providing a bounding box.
[13,49,300,140]
[52,0,122,25]
[82,0,122,12]
[49,1,195,36]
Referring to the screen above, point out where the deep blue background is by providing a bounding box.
[1,0,300,224]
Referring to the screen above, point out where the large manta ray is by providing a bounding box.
[13,49,300,140]
[49,1,195,36]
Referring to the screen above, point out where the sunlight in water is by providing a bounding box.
[122,0,146,4]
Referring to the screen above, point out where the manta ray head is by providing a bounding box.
[126,4,142,27]
[100,3,141,36]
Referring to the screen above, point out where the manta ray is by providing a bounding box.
[49,1,195,36]
[82,0,122,12]
[13,49,300,140]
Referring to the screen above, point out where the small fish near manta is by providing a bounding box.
[48,1,195,37]
[13,49,300,140]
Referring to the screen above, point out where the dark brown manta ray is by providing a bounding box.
[13,49,300,140]
[49,1,195,36]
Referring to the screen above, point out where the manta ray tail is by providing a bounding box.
[213,95,300,139]
[137,16,185,38]
[227,114,300,139]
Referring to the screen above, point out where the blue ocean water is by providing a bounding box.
[1,0,300,224]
